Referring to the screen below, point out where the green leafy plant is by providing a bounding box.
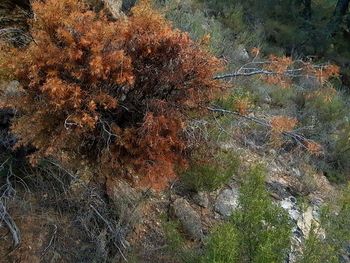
[200,164,292,263]
[200,223,238,263]
[298,184,350,263]
[297,224,338,263]
[180,150,240,192]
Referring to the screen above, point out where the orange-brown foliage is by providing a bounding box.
[305,64,340,85]
[269,116,298,147]
[270,116,298,133]
[305,141,323,156]
[0,0,223,190]
[263,55,339,88]
[264,55,293,88]
[235,97,252,115]
[250,47,260,57]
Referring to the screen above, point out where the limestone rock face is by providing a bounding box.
[280,196,300,222]
[102,0,123,18]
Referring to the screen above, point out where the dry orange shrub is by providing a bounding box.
[304,141,323,156]
[270,116,298,147]
[305,64,340,85]
[250,47,260,57]
[270,116,298,133]
[0,0,223,190]
[264,55,293,88]
[235,97,253,115]
[262,54,339,88]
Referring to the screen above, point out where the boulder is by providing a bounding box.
[172,198,203,240]
[214,188,239,217]
[192,192,209,208]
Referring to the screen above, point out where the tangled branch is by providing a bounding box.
[214,59,338,82]
[0,159,20,247]
[207,106,321,152]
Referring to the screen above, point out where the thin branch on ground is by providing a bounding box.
[41,224,57,256]
[206,106,318,151]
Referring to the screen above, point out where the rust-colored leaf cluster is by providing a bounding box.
[235,97,253,115]
[250,47,260,57]
[269,116,298,147]
[304,141,323,156]
[270,116,298,133]
[262,55,339,88]
[0,0,223,190]
[305,64,340,85]
[264,55,293,88]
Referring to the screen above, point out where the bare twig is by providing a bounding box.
[214,69,276,79]
[214,59,332,80]
[90,205,128,262]
[41,224,57,256]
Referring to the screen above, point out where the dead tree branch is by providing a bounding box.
[214,60,332,80]
[207,106,318,151]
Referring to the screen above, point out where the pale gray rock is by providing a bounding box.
[214,188,239,217]
[281,196,300,222]
[102,0,123,18]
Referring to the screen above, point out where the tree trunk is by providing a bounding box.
[303,0,312,19]
[328,0,350,36]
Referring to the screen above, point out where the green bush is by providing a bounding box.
[163,218,186,253]
[156,0,262,70]
[303,92,345,125]
[162,217,198,262]
[156,0,231,56]
[180,150,240,192]
[200,224,238,263]
[321,184,350,256]
[298,88,349,182]
[325,123,350,182]
[333,124,350,176]
[200,165,292,263]
[298,184,350,263]
[201,0,345,57]
[297,224,338,263]
[268,85,297,107]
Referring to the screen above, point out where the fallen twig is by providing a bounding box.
[90,205,128,262]
[0,201,20,247]
[41,224,57,256]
